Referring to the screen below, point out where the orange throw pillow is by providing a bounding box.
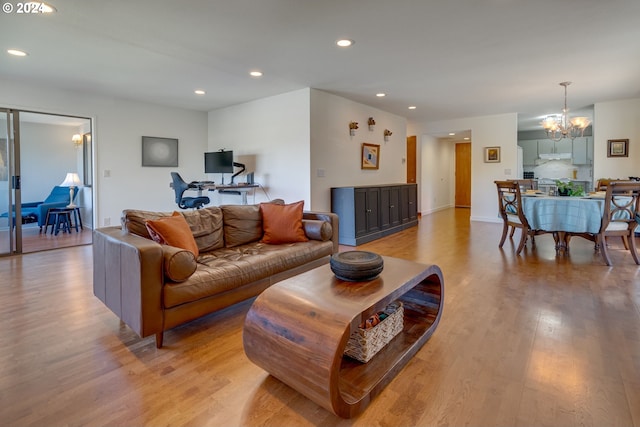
[260,201,309,244]
[145,212,199,257]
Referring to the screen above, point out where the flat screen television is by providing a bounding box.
[204,150,233,173]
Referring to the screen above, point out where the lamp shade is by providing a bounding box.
[60,172,82,187]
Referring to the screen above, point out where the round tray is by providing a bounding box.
[330,251,384,282]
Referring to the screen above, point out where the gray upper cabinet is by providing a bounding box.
[572,137,592,165]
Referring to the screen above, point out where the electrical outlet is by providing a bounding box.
[104,217,111,226]
[104,169,111,178]
[317,168,325,177]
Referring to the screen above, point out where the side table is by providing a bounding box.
[44,207,83,235]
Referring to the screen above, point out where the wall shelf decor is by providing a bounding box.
[362,143,380,169]
[368,117,376,131]
[349,121,359,136]
[384,129,392,142]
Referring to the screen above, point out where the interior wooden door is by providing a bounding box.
[455,142,471,208]
[406,135,416,184]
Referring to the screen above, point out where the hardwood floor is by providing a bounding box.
[0,223,92,254]
[1,208,639,426]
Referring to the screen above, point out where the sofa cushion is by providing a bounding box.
[145,212,199,256]
[221,204,263,248]
[122,207,224,253]
[302,219,332,241]
[162,245,197,282]
[220,200,286,248]
[182,207,224,252]
[260,200,308,244]
[163,240,334,308]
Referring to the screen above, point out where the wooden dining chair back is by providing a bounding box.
[495,180,534,254]
[509,179,538,191]
[596,181,640,266]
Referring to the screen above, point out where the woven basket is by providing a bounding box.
[344,302,404,363]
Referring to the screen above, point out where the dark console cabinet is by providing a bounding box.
[332,184,418,246]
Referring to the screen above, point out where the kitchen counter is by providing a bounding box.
[537,179,591,194]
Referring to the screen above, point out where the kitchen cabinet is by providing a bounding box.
[538,139,572,155]
[572,137,592,165]
[332,184,418,246]
[518,140,538,166]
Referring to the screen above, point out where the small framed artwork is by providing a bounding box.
[484,146,501,163]
[607,139,629,157]
[142,136,179,167]
[361,143,380,169]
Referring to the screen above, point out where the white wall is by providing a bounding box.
[419,134,455,214]
[419,113,518,223]
[593,98,640,181]
[310,89,407,212]
[0,77,208,227]
[207,88,408,212]
[208,89,311,206]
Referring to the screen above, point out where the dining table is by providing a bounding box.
[520,193,605,253]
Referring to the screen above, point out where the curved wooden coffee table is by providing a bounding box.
[243,256,444,418]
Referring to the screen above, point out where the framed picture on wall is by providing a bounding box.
[142,136,179,167]
[361,143,380,169]
[484,146,501,163]
[607,139,628,157]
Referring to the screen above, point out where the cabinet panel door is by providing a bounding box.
[400,186,409,223]
[380,187,391,229]
[366,188,381,233]
[408,185,418,220]
[389,187,400,227]
[354,188,368,236]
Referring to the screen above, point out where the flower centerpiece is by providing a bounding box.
[555,180,584,197]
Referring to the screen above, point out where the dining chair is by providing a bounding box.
[596,181,640,266]
[509,179,538,191]
[495,180,544,254]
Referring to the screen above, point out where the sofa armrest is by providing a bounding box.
[303,211,339,254]
[93,226,165,339]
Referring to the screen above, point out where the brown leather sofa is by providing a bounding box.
[93,204,339,348]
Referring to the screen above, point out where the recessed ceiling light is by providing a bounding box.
[376,93,386,97]
[336,39,354,47]
[408,106,417,110]
[194,90,205,95]
[7,49,28,57]
[464,137,470,140]
[449,133,455,136]
[249,70,263,77]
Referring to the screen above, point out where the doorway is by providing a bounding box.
[455,142,471,208]
[406,135,416,184]
[0,109,93,255]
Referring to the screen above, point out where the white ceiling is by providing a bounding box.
[1,0,639,134]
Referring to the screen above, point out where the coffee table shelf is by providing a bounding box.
[243,256,444,418]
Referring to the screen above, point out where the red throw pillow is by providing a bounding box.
[145,212,199,257]
[260,201,309,244]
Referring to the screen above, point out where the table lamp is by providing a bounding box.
[60,172,82,208]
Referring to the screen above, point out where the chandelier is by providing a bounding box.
[540,81,591,142]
